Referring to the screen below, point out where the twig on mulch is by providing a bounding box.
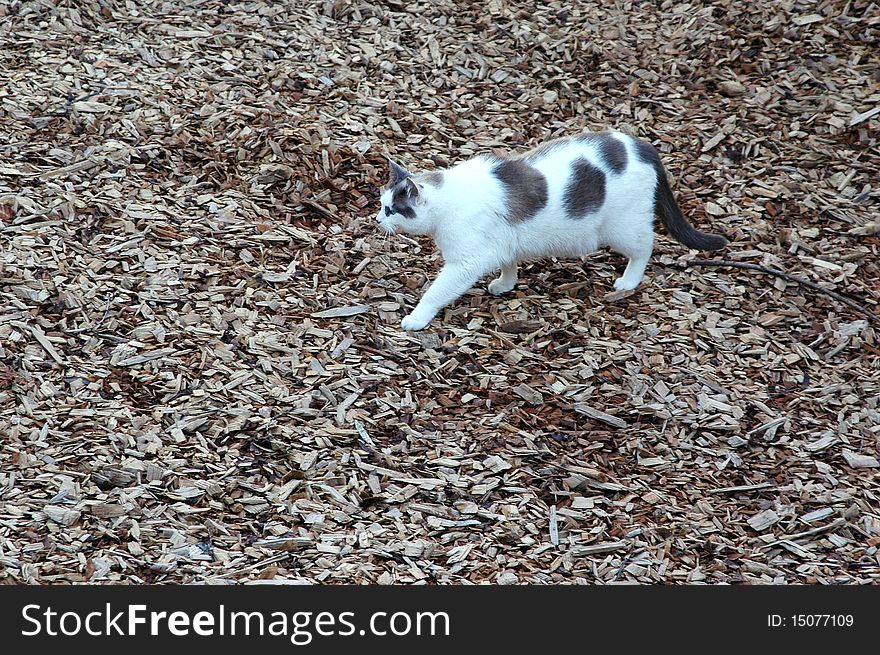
[762,517,849,547]
[684,259,879,326]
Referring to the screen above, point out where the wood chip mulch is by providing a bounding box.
[1,1,878,584]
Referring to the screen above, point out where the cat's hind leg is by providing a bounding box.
[488,262,518,295]
[607,228,653,292]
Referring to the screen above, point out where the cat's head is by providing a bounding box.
[375,158,438,236]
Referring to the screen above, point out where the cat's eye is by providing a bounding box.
[385,206,396,216]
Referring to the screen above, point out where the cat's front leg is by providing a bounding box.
[402,262,485,331]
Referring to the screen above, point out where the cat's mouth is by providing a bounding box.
[378,221,396,235]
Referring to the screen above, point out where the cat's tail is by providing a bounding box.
[641,142,728,250]
[655,174,728,250]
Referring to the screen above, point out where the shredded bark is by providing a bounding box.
[1,0,878,585]
[684,259,880,325]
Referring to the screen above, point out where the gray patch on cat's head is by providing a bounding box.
[492,158,548,224]
[389,178,419,218]
[564,157,606,218]
[382,161,438,221]
[595,132,628,174]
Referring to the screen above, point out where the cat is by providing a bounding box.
[375,131,728,331]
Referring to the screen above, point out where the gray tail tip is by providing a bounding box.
[690,232,729,251]
[705,234,730,250]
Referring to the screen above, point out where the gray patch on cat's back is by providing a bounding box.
[596,132,628,173]
[492,159,548,224]
[564,158,606,218]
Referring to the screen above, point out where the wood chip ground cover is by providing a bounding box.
[1,1,878,584]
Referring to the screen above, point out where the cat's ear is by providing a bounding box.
[402,177,421,201]
[386,157,411,186]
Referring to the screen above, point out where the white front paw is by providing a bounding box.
[613,277,639,292]
[401,311,432,331]
[488,277,516,296]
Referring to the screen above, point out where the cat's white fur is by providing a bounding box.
[376,132,713,331]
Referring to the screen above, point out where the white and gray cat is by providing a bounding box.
[376,131,728,331]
